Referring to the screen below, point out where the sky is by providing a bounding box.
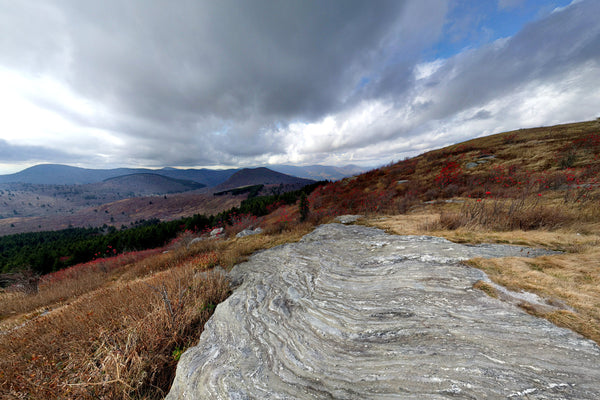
[1,0,599,174]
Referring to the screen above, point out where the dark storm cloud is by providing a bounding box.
[0,0,598,171]
[282,0,600,160]
[61,1,407,119]
[4,0,423,166]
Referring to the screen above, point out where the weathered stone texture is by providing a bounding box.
[167,224,600,399]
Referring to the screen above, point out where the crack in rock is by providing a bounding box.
[167,223,600,399]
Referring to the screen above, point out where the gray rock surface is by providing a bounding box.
[167,224,600,399]
[210,227,224,237]
[236,227,263,238]
[188,237,203,247]
[334,215,363,224]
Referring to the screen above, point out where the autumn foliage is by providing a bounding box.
[2,119,600,398]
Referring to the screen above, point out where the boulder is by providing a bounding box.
[188,237,203,247]
[334,214,363,224]
[236,227,263,238]
[209,227,224,237]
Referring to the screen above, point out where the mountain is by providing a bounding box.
[154,168,238,187]
[0,164,363,187]
[216,167,315,191]
[0,164,238,187]
[0,164,120,185]
[268,165,366,181]
[97,173,205,195]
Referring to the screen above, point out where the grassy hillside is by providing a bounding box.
[305,119,600,349]
[1,119,599,399]
[215,167,315,190]
[0,192,242,236]
[308,119,600,220]
[100,173,205,194]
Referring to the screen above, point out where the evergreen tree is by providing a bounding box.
[299,192,309,222]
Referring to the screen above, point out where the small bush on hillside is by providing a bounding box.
[299,192,309,222]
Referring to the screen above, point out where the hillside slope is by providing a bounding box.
[269,164,365,181]
[216,167,315,190]
[0,164,238,186]
[99,173,205,195]
[0,191,242,236]
[309,119,600,217]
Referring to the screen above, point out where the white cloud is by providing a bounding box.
[413,59,447,80]
[0,0,599,174]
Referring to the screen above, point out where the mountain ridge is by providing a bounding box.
[215,167,316,191]
[99,173,206,195]
[0,164,362,186]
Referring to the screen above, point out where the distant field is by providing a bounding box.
[0,192,242,236]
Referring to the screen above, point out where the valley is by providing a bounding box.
[0,167,321,235]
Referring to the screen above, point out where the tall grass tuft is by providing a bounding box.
[438,196,573,231]
[0,253,229,399]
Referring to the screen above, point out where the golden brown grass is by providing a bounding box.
[0,249,166,323]
[465,248,600,345]
[368,207,600,345]
[0,257,230,399]
[0,213,317,400]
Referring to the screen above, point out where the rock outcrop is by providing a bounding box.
[167,223,600,399]
[236,227,263,238]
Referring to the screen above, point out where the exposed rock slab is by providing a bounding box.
[236,227,263,238]
[167,224,600,399]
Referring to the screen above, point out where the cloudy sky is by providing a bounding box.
[1,0,599,174]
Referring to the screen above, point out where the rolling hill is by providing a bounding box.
[0,164,360,187]
[268,164,365,181]
[215,167,315,191]
[98,173,205,195]
[307,119,600,219]
[0,164,238,187]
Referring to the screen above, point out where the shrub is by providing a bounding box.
[298,192,309,222]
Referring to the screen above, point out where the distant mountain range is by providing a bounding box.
[0,166,319,236]
[0,164,364,186]
[0,164,237,187]
[99,173,206,195]
[216,167,315,191]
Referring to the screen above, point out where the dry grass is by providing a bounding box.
[0,212,317,400]
[368,210,600,345]
[0,249,165,322]
[0,256,230,399]
[465,248,600,344]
